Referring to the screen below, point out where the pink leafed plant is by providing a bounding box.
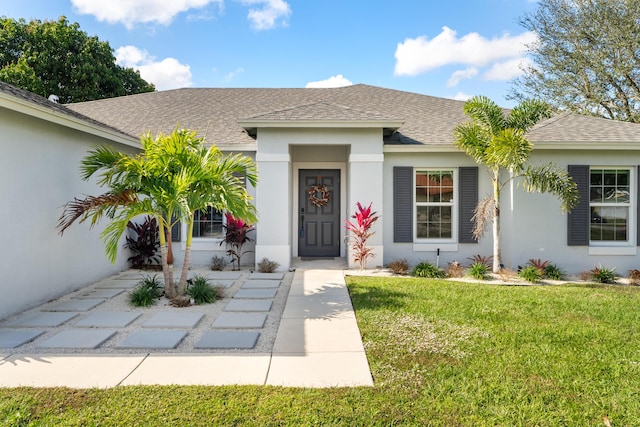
[344,202,379,270]
[220,213,254,270]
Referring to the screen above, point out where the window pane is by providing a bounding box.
[591,169,630,204]
[193,207,223,238]
[590,206,628,241]
[415,170,455,240]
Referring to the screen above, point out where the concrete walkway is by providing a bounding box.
[0,260,373,388]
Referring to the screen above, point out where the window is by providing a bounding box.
[590,169,630,243]
[192,207,223,238]
[415,170,455,240]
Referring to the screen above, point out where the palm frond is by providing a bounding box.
[472,197,496,240]
[484,128,532,171]
[520,164,579,212]
[57,190,138,235]
[462,96,506,135]
[506,99,553,131]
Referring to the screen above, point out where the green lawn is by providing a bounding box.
[2,277,640,426]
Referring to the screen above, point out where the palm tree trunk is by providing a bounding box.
[176,216,194,296]
[158,216,176,298]
[492,174,502,273]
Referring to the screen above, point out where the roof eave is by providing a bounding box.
[237,119,404,131]
[0,91,140,149]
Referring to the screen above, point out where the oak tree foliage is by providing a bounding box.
[510,0,640,123]
[0,16,155,103]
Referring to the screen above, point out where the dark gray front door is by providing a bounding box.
[298,169,340,257]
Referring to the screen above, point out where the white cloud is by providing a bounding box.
[447,67,479,87]
[71,0,221,28]
[115,46,193,90]
[394,26,536,77]
[450,92,473,101]
[221,67,245,84]
[305,74,353,88]
[483,57,533,81]
[239,0,291,30]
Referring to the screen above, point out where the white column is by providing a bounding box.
[347,153,384,269]
[254,152,291,270]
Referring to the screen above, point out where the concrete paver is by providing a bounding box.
[212,313,267,328]
[0,354,147,388]
[142,312,204,328]
[43,299,105,312]
[120,354,271,386]
[234,289,277,299]
[37,329,116,349]
[73,312,141,327]
[74,288,125,299]
[241,280,281,289]
[7,312,78,327]
[224,299,273,312]
[0,330,44,348]
[0,259,374,388]
[195,331,260,349]
[116,330,188,349]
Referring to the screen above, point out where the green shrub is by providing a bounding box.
[186,275,219,304]
[519,266,541,283]
[129,275,162,307]
[387,259,409,275]
[467,262,489,280]
[590,265,617,284]
[412,262,445,278]
[543,264,565,280]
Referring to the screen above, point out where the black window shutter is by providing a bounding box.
[170,216,181,242]
[637,166,640,246]
[393,166,413,243]
[567,165,589,245]
[458,166,478,243]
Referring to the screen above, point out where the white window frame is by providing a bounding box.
[413,168,457,244]
[181,208,227,251]
[589,166,636,249]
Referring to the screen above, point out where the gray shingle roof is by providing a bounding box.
[38,83,640,148]
[528,112,640,144]
[66,84,470,147]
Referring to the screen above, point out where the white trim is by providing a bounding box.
[413,168,458,244]
[349,153,384,162]
[589,246,637,256]
[384,145,460,153]
[292,162,347,258]
[588,166,637,248]
[238,119,403,129]
[412,243,459,252]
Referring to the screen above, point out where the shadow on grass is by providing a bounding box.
[347,281,408,311]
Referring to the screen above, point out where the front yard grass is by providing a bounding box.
[2,277,640,426]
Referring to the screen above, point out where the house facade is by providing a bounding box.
[2,82,640,318]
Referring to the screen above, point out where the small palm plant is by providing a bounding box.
[344,202,379,270]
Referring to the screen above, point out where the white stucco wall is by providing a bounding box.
[0,108,134,320]
[383,151,493,268]
[384,148,640,275]
[507,149,640,275]
[255,127,385,270]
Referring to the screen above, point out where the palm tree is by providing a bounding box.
[453,96,579,273]
[58,127,257,298]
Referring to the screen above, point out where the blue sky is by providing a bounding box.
[2,0,539,106]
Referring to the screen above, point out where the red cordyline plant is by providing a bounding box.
[220,213,254,270]
[344,202,379,270]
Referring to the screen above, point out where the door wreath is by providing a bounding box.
[307,184,330,207]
